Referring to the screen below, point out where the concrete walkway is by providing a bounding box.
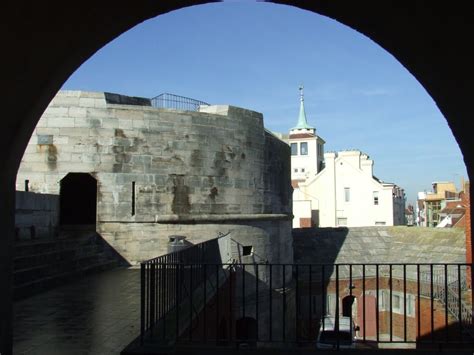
[13,267,140,355]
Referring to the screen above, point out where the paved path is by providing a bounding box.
[14,267,140,355]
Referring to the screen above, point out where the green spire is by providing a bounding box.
[292,85,314,130]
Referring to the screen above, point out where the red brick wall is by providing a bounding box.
[299,218,312,228]
[299,276,459,343]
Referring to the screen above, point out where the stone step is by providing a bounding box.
[14,244,104,270]
[13,229,122,300]
[14,232,98,257]
[14,251,113,286]
[14,259,119,300]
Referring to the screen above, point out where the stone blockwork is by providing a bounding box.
[17,91,293,265]
[15,191,58,241]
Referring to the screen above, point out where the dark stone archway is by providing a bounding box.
[59,173,97,226]
[2,1,474,353]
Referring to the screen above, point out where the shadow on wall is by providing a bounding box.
[292,227,349,265]
[292,227,350,343]
[416,320,474,350]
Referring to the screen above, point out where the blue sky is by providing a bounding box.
[62,2,467,205]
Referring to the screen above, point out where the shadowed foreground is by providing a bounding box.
[14,268,140,355]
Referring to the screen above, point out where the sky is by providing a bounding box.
[62,2,467,206]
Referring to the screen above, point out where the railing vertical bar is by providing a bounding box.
[203,264,207,343]
[417,264,421,342]
[269,264,273,342]
[229,265,233,344]
[335,264,340,350]
[322,264,326,334]
[176,263,180,342]
[156,260,159,324]
[309,264,312,338]
[458,264,462,340]
[283,264,287,341]
[376,264,379,344]
[349,264,353,344]
[242,264,246,320]
[151,263,156,329]
[189,264,193,342]
[256,264,259,342]
[160,260,168,340]
[363,264,366,343]
[389,264,393,342]
[471,263,474,327]
[430,264,434,343]
[444,264,449,343]
[140,263,145,345]
[216,264,219,344]
[403,264,407,342]
[295,264,299,343]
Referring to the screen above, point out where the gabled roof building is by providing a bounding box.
[288,87,405,228]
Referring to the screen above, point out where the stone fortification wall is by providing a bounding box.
[16,91,292,265]
[15,191,59,240]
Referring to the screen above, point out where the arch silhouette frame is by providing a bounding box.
[2,1,473,353]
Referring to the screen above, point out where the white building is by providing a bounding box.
[288,87,406,228]
[294,150,406,227]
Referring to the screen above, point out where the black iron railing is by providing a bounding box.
[140,234,232,344]
[150,93,210,112]
[140,261,474,349]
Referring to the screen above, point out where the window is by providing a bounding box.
[326,294,336,316]
[337,217,347,226]
[344,187,350,202]
[375,221,386,226]
[300,142,308,155]
[242,245,253,256]
[291,143,298,155]
[373,191,379,205]
[294,168,298,173]
[301,168,305,173]
[406,295,415,316]
[379,291,415,317]
[392,294,401,311]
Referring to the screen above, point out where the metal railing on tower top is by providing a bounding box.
[150,93,210,112]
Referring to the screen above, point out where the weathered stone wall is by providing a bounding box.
[16,91,293,265]
[15,191,59,240]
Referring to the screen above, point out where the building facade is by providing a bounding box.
[416,182,460,227]
[295,150,406,228]
[286,87,405,228]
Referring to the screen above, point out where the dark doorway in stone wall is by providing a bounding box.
[60,173,97,226]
